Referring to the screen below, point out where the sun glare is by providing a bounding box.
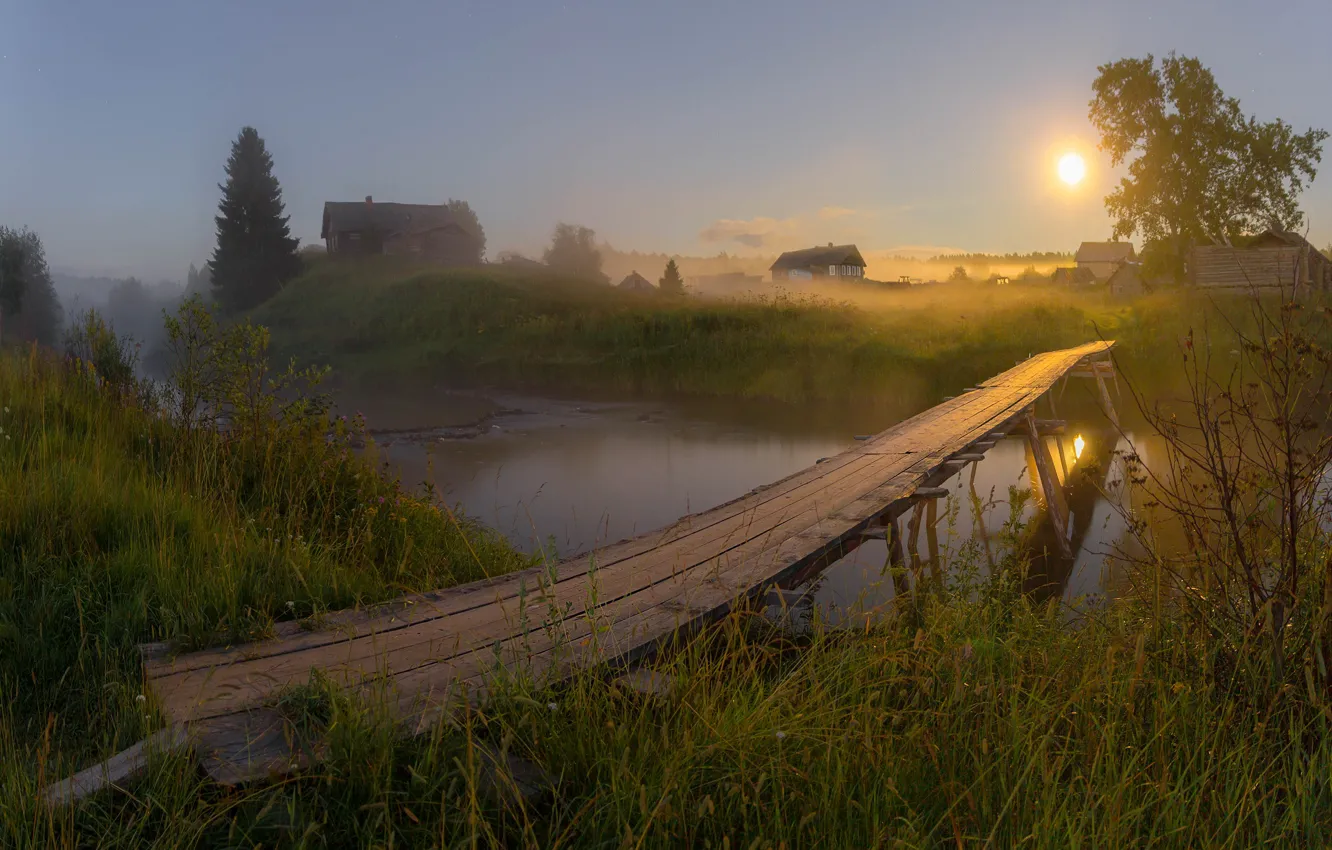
[1057,152,1086,186]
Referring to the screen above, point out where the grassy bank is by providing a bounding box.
[5,337,1332,846]
[0,345,531,779]
[254,258,1196,404]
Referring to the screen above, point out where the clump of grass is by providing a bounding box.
[0,314,533,777]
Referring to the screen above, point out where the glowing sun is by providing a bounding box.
[1057,152,1086,186]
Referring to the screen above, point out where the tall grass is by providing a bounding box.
[0,344,531,776]
[8,542,1332,846]
[252,258,1200,403]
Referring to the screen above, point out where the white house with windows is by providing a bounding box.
[770,243,867,281]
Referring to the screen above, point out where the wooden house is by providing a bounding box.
[1074,241,1136,280]
[1188,230,1331,292]
[1106,262,1150,297]
[1050,266,1096,286]
[321,197,481,266]
[770,244,867,281]
[617,271,656,293]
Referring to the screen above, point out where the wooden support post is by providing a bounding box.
[1023,412,1073,559]
[1095,370,1121,430]
[967,463,996,571]
[887,517,909,600]
[906,500,925,583]
[1048,383,1070,482]
[925,496,943,592]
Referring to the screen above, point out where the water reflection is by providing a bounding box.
[379,388,1147,624]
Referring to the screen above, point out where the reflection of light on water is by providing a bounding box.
[1073,434,1086,460]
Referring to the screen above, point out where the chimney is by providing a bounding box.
[365,195,373,206]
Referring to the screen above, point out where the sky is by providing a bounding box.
[3,0,1331,281]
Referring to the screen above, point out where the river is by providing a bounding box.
[360,383,1153,626]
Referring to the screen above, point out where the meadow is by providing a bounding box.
[5,282,1332,847]
[251,257,1195,406]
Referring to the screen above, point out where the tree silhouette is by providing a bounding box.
[1090,53,1327,278]
[445,199,486,263]
[0,226,61,346]
[659,258,684,294]
[209,127,302,312]
[543,223,607,283]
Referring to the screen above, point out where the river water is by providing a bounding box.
[370,383,1152,625]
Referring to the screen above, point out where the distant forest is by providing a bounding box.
[927,251,1073,264]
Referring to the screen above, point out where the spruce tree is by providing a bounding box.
[659,258,684,295]
[209,127,301,312]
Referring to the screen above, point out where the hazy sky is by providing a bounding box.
[4,0,1331,280]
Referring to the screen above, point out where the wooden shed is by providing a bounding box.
[1188,231,1330,292]
[1106,262,1147,297]
[617,271,656,293]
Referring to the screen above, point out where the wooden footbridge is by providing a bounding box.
[49,341,1118,800]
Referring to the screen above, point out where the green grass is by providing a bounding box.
[254,257,1198,404]
[0,346,532,776]
[7,292,1332,846]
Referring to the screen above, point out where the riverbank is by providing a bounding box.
[253,257,1206,406]
[7,336,1332,846]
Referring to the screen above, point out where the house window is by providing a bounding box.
[829,265,838,276]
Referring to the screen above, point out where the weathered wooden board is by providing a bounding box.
[142,340,1114,781]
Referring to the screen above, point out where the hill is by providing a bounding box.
[253,257,1148,405]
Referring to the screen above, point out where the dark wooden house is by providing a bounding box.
[1074,241,1136,280]
[770,244,867,281]
[1189,229,1332,292]
[617,271,656,293]
[1050,266,1096,286]
[321,197,481,266]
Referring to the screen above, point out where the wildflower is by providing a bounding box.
[286,601,295,611]
[136,694,146,703]
[775,730,786,740]
[547,702,558,712]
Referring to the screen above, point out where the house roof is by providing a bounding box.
[770,244,866,271]
[1248,229,1320,252]
[618,271,655,292]
[1074,241,1136,264]
[1051,266,1096,284]
[321,201,467,240]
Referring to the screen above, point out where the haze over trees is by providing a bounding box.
[543,223,608,283]
[209,126,302,313]
[0,226,62,346]
[1090,53,1328,278]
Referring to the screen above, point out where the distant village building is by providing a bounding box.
[1106,262,1149,297]
[617,271,657,293]
[770,244,867,282]
[1050,266,1097,286]
[1074,241,1136,280]
[496,252,548,272]
[1189,230,1332,292]
[321,197,481,265]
